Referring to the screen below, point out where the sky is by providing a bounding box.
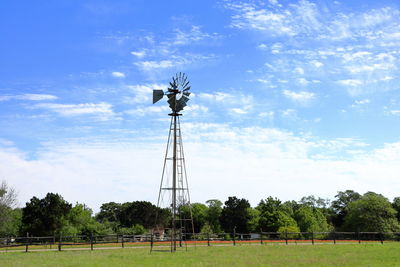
[1,0,400,212]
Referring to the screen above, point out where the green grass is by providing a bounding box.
[1,243,399,266]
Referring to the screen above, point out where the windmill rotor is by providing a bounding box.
[153,72,191,113]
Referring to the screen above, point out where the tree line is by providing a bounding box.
[1,180,400,237]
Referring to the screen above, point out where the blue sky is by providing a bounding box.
[1,0,400,212]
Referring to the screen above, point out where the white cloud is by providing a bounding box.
[355,99,370,105]
[310,60,323,68]
[231,107,248,114]
[337,79,363,86]
[257,43,268,50]
[6,124,400,211]
[33,102,116,118]
[226,2,295,36]
[294,67,305,75]
[297,78,310,85]
[135,54,214,71]
[111,71,126,78]
[135,60,174,70]
[172,25,220,46]
[0,94,58,101]
[283,89,315,103]
[131,50,146,58]
[198,92,233,102]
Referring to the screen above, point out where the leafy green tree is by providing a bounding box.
[277,225,301,239]
[118,201,170,229]
[294,205,331,232]
[247,207,260,232]
[65,203,111,236]
[343,192,400,232]
[180,203,208,233]
[392,197,400,221]
[220,196,251,233]
[96,202,121,223]
[0,181,19,236]
[117,224,146,235]
[205,199,222,232]
[21,193,72,236]
[257,197,298,232]
[200,222,213,235]
[330,190,361,229]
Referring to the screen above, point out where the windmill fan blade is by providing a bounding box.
[176,95,190,111]
[153,90,164,104]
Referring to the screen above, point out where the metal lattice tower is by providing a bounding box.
[151,73,195,252]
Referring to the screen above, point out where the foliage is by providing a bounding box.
[65,203,111,236]
[117,224,146,235]
[220,196,251,233]
[257,197,298,232]
[342,192,400,232]
[180,203,208,233]
[331,190,361,229]
[246,207,260,232]
[0,181,19,236]
[277,225,302,239]
[200,222,213,235]
[205,199,222,233]
[96,201,170,231]
[294,205,331,233]
[392,197,400,222]
[21,193,72,236]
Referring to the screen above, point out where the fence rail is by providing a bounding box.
[1,231,400,252]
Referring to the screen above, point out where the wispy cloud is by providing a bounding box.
[32,102,117,120]
[283,89,315,103]
[130,25,220,72]
[111,71,126,78]
[0,94,58,101]
[337,79,363,86]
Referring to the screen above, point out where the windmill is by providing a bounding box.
[151,72,195,252]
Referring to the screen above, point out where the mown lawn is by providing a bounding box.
[1,243,399,266]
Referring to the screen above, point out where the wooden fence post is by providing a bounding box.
[58,233,62,251]
[285,230,288,245]
[333,231,336,244]
[90,233,94,251]
[25,233,29,253]
[233,227,236,246]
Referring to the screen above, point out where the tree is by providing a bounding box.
[247,207,260,232]
[220,197,251,233]
[257,197,298,232]
[64,203,112,236]
[96,202,121,223]
[21,193,72,236]
[392,197,400,222]
[117,201,169,229]
[0,181,19,236]
[205,199,222,232]
[294,205,331,233]
[96,201,170,231]
[342,192,400,232]
[330,190,361,229]
[180,203,208,233]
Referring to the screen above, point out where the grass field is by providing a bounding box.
[1,243,399,266]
